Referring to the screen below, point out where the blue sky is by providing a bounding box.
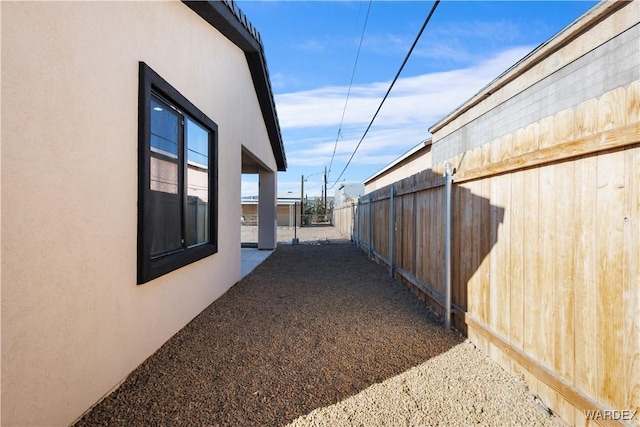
[238,0,598,198]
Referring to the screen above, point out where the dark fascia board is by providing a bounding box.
[183,0,287,171]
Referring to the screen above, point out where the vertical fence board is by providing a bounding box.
[466,180,483,338]
[402,194,415,274]
[573,155,598,401]
[415,191,427,288]
[554,108,577,394]
[538,164,556,370]
[509,170,525,354]
[458,184,471,313]
[552,182,576,382]
[623,145,640,412]
[479,177,492,328]
[522,166,541,395]
[553,160,577,425]
[490,169,512,369]
[433,187,444,298]
[596,149,626,409]
[451,185,460,313]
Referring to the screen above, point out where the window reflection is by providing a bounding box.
[186,118,209,247]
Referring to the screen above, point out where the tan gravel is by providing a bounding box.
[242,224,350,245]
[75,228,559,427]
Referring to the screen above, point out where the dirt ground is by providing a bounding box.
[75,227,560,426]
[241,224,350,245]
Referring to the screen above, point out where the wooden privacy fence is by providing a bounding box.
[334,83,639,426]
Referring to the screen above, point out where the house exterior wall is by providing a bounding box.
[1,2,277,426]
[364,146,432,193]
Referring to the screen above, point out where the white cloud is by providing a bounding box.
[275,46,532,132]
[261,46,537,197]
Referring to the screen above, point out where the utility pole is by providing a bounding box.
[300,175,304,227]
[323,166,327,210]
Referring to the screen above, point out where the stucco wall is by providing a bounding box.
[1,2,277,425]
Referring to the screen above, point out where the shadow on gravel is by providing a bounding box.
[75,244,462,427]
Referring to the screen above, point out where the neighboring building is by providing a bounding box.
[241,196,302,228]
[334,183,365,207]
[363,138,432,193]
[1,1,285,425]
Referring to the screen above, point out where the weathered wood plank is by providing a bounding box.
[466,315,622,427]
[479,177,492,328]
[522,165,541,396]
[623,146,640,412]
[455,122,639,183]
[538,115,556,150]
[576,98,599,138]
[509,170,525,356]
[393,193,402,270]
[598,87,626,132]
[573,154,598,401]
[595,149,626,409]
[415,191,428,300]
[434,186,445,297]
[451,184,463,325]
[538,163,555,370]
[552,160,576,425]
[553,111,576,385]
[402,194,415,274]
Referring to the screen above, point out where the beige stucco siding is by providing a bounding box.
[1,2,276,425]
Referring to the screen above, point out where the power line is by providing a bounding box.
[329,0,441,189]
[327,0,373,179]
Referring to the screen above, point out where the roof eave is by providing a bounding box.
[183,0,287,171]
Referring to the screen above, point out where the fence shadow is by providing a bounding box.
[349,169,505,333]
[450,184,505,333]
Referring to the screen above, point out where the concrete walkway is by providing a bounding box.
[241,248,274,278]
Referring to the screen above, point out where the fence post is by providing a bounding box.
[368,196,373,259]
[351,202,355,243]
[356,199,361,248]
[292,202,299,245]
[389,185,394,277]
[444,162,453,330]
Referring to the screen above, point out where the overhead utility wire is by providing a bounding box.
[330,0,441,189]
[327,0,373,179]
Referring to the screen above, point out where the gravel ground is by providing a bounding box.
[241,225,349,245]
[75,227,559,427]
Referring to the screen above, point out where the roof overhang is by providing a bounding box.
[183,0,287,171]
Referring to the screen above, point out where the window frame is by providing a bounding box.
[138,62,218,284]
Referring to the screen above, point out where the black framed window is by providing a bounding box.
[138,62,218,284]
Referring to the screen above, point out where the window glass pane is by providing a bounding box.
[149,95,182,257]
[150,98,179,157]
[150,156,178,194]
[185,118,209,247]
[150,192,182,257]
[186,118,209,167]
